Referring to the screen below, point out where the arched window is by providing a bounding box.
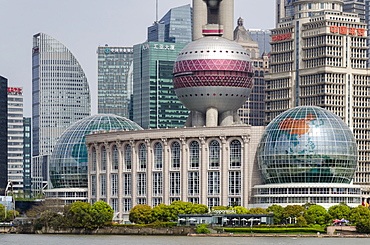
[189,141,200,169]
[230,140,241,168]
[209,140,220,169]
[112,145,119,170]
[138,143,147,171]
[92,147,96,171]
[171,142,181,170]
[260,71,264,77]
[101,146,107,171]
[154,142,163,170]
[125,144,132,171]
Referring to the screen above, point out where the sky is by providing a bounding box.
[0,0,275,117]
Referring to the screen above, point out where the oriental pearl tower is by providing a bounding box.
[173,0,254,127]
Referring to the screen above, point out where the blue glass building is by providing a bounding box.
[49,114,142,188]
[148,4,192,44]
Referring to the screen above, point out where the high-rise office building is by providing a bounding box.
[343,0,366,22]
[32,33,91,193]
[23,117,31,198]
[132,42,189,129]
[7,87,24,195]
[148,4,192,44]
[265,0,370,194]
[0,76,7,196]
[97,46,134,118]
[247,29,272,54]
[234,18,270,126]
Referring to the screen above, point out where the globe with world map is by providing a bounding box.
[257,106,357,184]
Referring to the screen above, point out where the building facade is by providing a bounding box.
[132,42,189,129]
[23,117,32,198]
[86,125,264,222]
[32,33,91,193]
[97,46,133,118]
[148,4,192,44]
[265,1,370,194]
[234,18,270,126]
[0,76,7,195]
[247,29,272,55]
[7,87,24,195]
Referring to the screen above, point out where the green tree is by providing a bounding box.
[249,207,269,214]
[151,203,172,222]
[166,201,208,221]
[355,219,370,233]
[296,216,308,226]
[35,210,64,229]
[129,205,154,224]
[328,204,351,220]
[233,206,249,214]
[211,206,229,211]
[91,201,114,226]
[349,205,370,225]
[267,204,284,224]
[0,204,18,222]
[283,205,305,224]
[304,205,329,225]
[64,201,94,228]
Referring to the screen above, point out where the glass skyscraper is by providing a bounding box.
[133,42,189,129]
[23,117,31,198]
[247,29,272,54]
[97,46,134,117]
[32,33,90,193]
[148,4,192,44]
[0,76,7,195]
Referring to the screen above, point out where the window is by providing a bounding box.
[111,174,118,196]
[100,175,106,197]
[138,143,147,171]
[229,171,241,195]
[92,147,96,171]
[152,198,162,207]
[188,172,199,196]
[230,140,241,168]
[137,173,146,196]
[209,140,220,169]
[208,172,220,195]
[112,145,119,170]
[228,197,241,207]
[171,142,181,170]
[123,198,132,212]
[152,173,163,196]
[101,146,107,171]
[154,142,163,170]
[170,172,181,196]
[189,141,200,169]
[208,197,220,207]
[125,144,132,171]
[123,174,131,196]
[110,198,118,212]
[137,198,146,205]
[188,197,199,204]
[91,175,96,196]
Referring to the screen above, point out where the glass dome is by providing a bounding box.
[257,106,357,184]
[50,114,143,188]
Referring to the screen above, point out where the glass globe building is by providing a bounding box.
[49,114,142,188]
[257,106,358,184]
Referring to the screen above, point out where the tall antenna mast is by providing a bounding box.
[156,0,159,23]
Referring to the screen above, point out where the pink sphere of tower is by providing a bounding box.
[172,36,254,127]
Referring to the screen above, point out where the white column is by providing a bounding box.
[241,135,251,208]
[199,136,207,204]
[146,139,152,206]
[220,136,228,206]
[180,137,188,202]
[130,140,137,207]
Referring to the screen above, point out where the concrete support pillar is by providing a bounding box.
[241,135,250,208]
[220,136,228,206]
[192,110,205,127]
[220,110,233,126]
[131,141,137,208]
[206,107,218,127]
[219,0,234,40]
[193,0,207,40]
[162,138,169,205]
[233,111,242,124]
[180,138,188,202]
[199,137,207,205]
[146,139,152,207]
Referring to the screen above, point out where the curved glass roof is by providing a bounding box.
[50,114,142,188]
[257,106,358,184]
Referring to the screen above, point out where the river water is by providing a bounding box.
[0,234,369,245]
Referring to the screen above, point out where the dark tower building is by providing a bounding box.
[0,76,8,195]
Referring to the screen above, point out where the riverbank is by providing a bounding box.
[189,233,370,238]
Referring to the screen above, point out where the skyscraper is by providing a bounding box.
[247,29,272,54]
[97,46,133,118]
[0,76,7,196]
[132,42,189,129]
[148,4,192,44]
[23,117,31,198]
[265,0,370,193]
[32,33,91,193]
[343,0,366,22]
[7,87,24,195]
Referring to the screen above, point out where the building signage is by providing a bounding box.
[153,44,175,50]
[7,87,22,94]
[272,33,292,41]
[330,26,365,36]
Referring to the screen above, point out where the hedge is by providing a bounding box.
[222,227,325,233]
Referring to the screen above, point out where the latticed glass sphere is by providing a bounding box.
[50,114,142,188]
[257,106,358,184]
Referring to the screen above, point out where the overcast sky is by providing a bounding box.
[0,0,275,116]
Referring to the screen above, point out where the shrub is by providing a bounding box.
[196,224,210,234]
